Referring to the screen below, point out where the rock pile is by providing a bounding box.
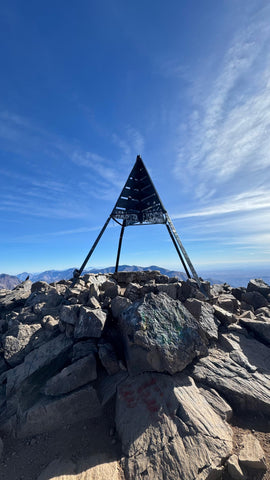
[0,272,270,479]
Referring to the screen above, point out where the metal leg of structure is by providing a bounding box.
[166,223,191,279]
[73,216,111,280]
[115,220,126,273]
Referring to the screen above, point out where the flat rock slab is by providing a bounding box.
[6,334,73,397]
[17,385,102,437]
[44,353,97,395]
[74,307,107,338]
[120,292,208,375]
[116,373,232,480]
[193,346,270,415]
[239,433,267,471]
[37,455,124,480]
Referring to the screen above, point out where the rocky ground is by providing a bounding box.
[0,271,270,479]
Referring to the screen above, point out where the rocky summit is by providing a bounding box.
[0,272,270,479]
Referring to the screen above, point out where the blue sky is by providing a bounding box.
[1,0,270,275]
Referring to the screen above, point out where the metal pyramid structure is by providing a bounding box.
[73,155,202,288]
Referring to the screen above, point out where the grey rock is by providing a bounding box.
[0,280,32,314]
[119,292,208,375]
[124,283,143,302]
[3,323,41,367]
[238,433,266,470]
[98,343,120,375]
[5,334,73,398]
[231,288,246,302]
[0,436,3,460]
[59,304,80,325]
[17,385,102,437]
[242,291,268,310]
[213,305,237,325]
[111,296,132,320]
[156,282,179,300]
[185,299,220,340]
[199,387,233,421]
[74,307,107,338]
[239,317,270,345]
[116,373,232,480]
[44,353,97,395]
[227,455,246,480]
[214,294,240,314]
[26,284,62,308]
[40,315,59,332]
[97,370,128,406]
[247,279,270,299]
[193,346,270,415]
[87,296,101,309]
[72,339,98,362]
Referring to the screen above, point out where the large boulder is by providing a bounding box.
[0,279,32,315]
[3,323,42,367]
[247,279,270,299]
[192,341,270,415]
[116,373,232,480]
[74,307,107,338]
[119,292,208,375]
[184,299,220,340]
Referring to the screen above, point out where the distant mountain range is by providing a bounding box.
[0,274,20,290]
[1,265,269,290]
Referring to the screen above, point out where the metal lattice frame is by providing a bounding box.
[73,155,202,291]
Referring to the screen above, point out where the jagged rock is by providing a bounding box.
[0,436,3,460]
[72,339,97,362]
[213,305,237,325]
[0,358,7,376]
[0,279,32,314]
[192,344,270,415]
[98,342,120,375]
[100,279,120,300]
[59,304,80,325]
[17,385,102,438]
[116,373,232,480]
[111,296,132,320]
[227,454,246,480]
[220,331,270,374]
[124,283,143,302]
[242,291,268,310]
[5,334,73,398]
[238,433,267,470]
[214,294,240,314]
[74,307,107,338]
[256,306,270,318]
[156,282,179,300]
[97,370,128,406]
[87,296,101,309]
[231,287,246,302]
[120,292,208,375]
[184,299,220,340]
[199,387,233,421]
[238,310,256,320]
[239,317,270,345]
[247,279,270,299]
[44,353,97,395]
[3,323,42,367]
[40,315,59,332]
[26,283,62,308]
[180,278,206,301]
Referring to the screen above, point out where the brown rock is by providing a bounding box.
[239,433,266,470]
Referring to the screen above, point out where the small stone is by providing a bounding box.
[239,433,267,470]
[227,454,246,480]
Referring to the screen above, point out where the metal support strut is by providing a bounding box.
[166,223,190,279]
[73,216,111,280]
[115,220,126,273]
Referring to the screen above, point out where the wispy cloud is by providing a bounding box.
[174,5,270,202]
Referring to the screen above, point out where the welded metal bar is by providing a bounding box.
[115,220,126,273]
[73,216,111,279]
[166,223,191,279]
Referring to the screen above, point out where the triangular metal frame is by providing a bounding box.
[73,155,202,289]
